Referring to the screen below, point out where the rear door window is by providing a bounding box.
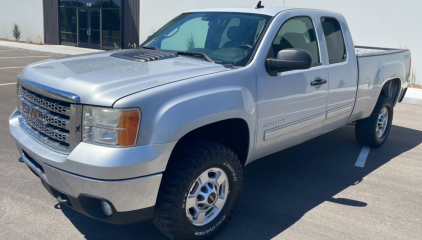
[321,17,347,63]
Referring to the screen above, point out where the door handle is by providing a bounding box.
[311,78,327,86]
[87,28,91,35]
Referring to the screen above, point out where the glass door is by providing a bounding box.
[78,8,101,49]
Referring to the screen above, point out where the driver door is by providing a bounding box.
[254,12,329,159]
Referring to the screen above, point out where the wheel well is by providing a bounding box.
[172,119,250,166]
[380,78,401,106]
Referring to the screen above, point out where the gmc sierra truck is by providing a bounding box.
[9,5,410,240]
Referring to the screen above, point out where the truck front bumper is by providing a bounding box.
[9,109,175,224]
[20,150,158,224]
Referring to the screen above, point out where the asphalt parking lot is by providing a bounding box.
[0,49,421,240]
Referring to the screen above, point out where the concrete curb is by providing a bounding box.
[401,88,422,106]
[402,97,422,106]
[0,45,68,57]
[0,41,104,57]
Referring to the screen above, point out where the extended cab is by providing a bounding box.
[9,5,410,240]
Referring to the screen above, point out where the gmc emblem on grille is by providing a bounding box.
[21,101,47,124]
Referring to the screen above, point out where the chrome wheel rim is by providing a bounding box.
[376,107,389,138]
[185,167,229,226]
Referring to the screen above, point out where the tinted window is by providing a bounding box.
[60,7,77,46]
[141,12,271,66]
[160,17,209,51]
[321,17,346,63]
[271,17,320,66]
[60,8,77,33]
[102,9,121,49]
[103,0,121,8]
[60,0,76,7]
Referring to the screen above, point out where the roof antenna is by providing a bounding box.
[255,1,264,9]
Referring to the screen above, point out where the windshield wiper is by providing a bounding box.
[141,46,159,50]
[176,51,214,63]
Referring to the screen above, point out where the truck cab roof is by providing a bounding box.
[186,6,296,16]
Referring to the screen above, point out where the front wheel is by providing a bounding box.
[153,140,243,240]
[355,95,393,148]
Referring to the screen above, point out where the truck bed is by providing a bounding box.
[355,46,408,57]
[348,46,411,124]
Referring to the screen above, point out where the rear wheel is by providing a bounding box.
[355,95,393,148]
[153,140,243,240]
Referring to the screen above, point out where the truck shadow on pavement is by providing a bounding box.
[60,125,422,240]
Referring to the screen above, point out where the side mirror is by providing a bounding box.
[266,48,312,73]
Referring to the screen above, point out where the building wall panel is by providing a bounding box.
[122,0,140,49]
[0,0,44,42]
[43,0,60,45]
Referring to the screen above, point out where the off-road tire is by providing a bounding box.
[153,140,243,240]
[355,95,393,148]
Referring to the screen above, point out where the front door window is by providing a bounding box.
[271,17,320,66]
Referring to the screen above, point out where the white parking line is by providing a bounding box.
[0,56,50,59]
[355,146,371,167]
[0,83,16,86]
[0,66,25,70]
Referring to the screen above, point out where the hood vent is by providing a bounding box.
[110,49,178,62]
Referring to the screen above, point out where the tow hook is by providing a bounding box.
[18,157,24,163]
[57,195,69,204]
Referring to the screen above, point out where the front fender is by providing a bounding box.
[113,67,257,148]
[152,88,254,143]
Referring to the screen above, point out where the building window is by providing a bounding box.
[77,0,102,7]
[59,0,122,49]
[60,0,77,7]
[59,7,77,46]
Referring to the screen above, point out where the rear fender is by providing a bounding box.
[348,59,405,123]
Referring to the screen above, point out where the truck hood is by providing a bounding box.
[20,51,229,106]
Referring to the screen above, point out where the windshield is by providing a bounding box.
[140,12,272,66]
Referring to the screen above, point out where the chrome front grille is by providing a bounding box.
[20,87,70,115]
[18,86,81,153]
[21,114,69,142]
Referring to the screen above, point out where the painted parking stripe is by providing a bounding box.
[0,56,50,59]
[0,83,16,86]
[355,146,371,167]
[0,66,25,70]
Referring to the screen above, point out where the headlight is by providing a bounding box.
[82,106,140,146]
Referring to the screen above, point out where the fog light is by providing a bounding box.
[101,200,113,216]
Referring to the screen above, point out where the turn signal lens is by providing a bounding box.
[118,110,140,146]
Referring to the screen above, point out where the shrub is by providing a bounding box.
[12,22,22,41]
[410,70,417,85]
[114,42,120,50]
[38,35,43,45]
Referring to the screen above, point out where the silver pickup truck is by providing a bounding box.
[9,5,411,240]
